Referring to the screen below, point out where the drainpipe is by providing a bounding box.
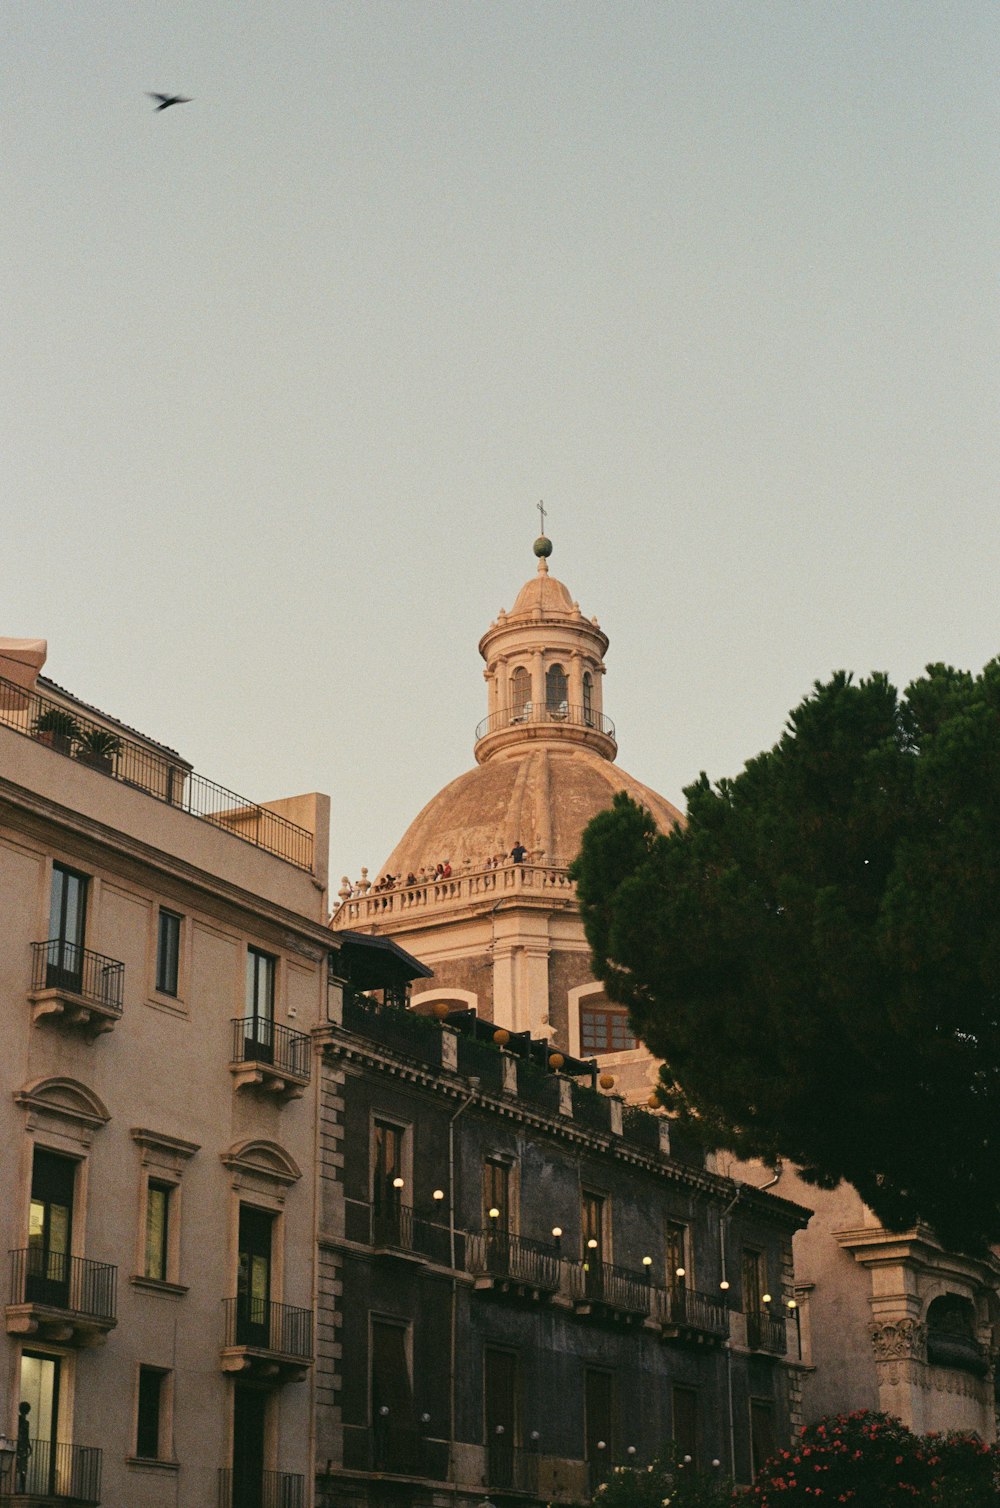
[719,1185,742,1481]
[448,1085,479,1485]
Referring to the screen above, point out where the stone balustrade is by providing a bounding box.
[333,862,577,926]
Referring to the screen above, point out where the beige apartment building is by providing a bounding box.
[0,639,333,1508]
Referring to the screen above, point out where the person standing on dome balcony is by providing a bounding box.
[510,841,527,864]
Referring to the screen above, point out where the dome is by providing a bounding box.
[380,745,681,876]
[509,566,575,619]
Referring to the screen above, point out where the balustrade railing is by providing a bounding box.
[10,1247,117,1323]
[0,673,313,871]
[8,1438,101,1503]
[570,1258,651,1316]
[466,1229,561,1292]
[31,939,124,1013]
[486,1439,540,1493]
[334,862,576,926]
[745,1308,787,1354]
[475,704,615,741]
[230,1017,312,1080]
[341,1423,450,1479]
[657,1286,729,1338]
[223,1296,313,1359]
[218,1468,305,1507]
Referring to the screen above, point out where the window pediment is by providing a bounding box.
[15,1075,110,1142]
[220,1138,302,1188]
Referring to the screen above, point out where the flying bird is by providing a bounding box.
[148,93,192,111]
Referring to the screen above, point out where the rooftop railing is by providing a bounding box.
[475,704,615,742]
[0,673,313,872]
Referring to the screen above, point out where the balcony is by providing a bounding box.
[218,1468,304,1507]
[6,1249,117,1346]
[341,1424,450,1480]
[486,1440,540,1494]
[0,672,313,872]
[220,1296,313,1382]
[656,1286,729,1345]
[745,1308,787,1355]
[343,1199,453,1265]
[568,1258,651,1321]
[28,941,124,1038]
[474,702,617,761]
[2,1439,101,1505]
[228,1018,312,1101]
[466,1230,561,1298]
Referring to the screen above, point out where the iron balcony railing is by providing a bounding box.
[466,1229,561,1293]
[223,1296,313,1359]
[218,1468,305,1508]
[341,1423,450,1479]
[746,1308,787,1354]
[343,1198,455,1265]
[31,939,124,1014]
[0,672,313,871]
[569,1257,651,1317]
[657,1286,730,1338]
[11,1248,117,1323]
[230,1017,312,1081]
[8,1438,102,1503]
[486,1439,539,1493]
[476,703,615,742]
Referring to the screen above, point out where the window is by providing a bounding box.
[27,1148,75,1307]
[236,1205,273,1346]
[926,1294,983,1373]
[545,663,568,717]
[155,910,181,996]
[582,1191,606,1261]
[483,1159,511,1231]
[510,667,531,721]
[742,1248,764,1313]
[666,1221,688,1293]
[20,1351,61,1494]
[749,1399,776,1476]
[144,1182,171,1281]
[584,1368,614,1461]
[47,864,88,991]
[583,672,594,725]
[485,1346,519,1485]
[672,1385,699,1467]
[373,1120,407,1246]
[580,1002,637,1053]
[370,1316,414,1472]
[135,1367,167,1459]
[243,947,276,1062]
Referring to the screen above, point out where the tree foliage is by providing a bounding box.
[572,665,1000,1253]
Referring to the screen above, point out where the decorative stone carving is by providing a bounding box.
[870,1318,927,1363]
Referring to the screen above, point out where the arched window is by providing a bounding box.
[546,664,568,719]
[510,668,531,723]
[580,1000,637,1053]
[583,672,593,726]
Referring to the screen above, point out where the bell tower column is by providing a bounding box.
[530,650,545,717]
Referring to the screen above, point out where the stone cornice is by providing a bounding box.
[835,1224,1000,1284]
[0,777,333,949]
[318,1026,810,1228]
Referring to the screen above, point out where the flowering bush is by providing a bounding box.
[592,1443,733,1508]
[741,1411,1000,1506]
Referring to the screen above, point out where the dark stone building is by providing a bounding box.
[315,951,809,1507]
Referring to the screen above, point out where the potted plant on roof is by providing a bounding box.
[32,706,82,756]
[74,726,122,775]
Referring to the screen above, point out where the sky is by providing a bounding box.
[3,2,998,887]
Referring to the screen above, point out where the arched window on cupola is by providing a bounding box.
[583,672,593,726]
[511,667,531,723]
[546,664,568,720]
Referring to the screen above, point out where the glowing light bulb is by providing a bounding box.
[392,1176,404,1189]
